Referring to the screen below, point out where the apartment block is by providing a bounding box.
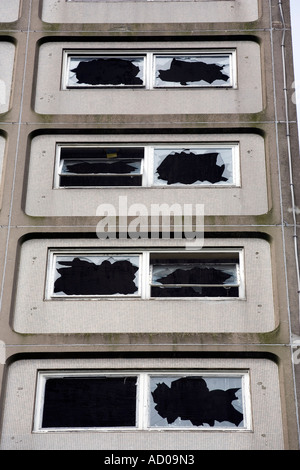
[0,0,299,450]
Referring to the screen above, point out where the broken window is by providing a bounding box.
[41,375,138,428]
[153,146,235,186]
[46,249,243,299]
[49,252,141,297]
[63,50,236,89]
[57,146,144,187]
[34,371,250,431]
[55,144,238,188]
[66,55,145,88]
[150,375,244,428]
[150,251,240,298]
[154,54,232,88]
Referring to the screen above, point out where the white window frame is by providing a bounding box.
[45,248,245,300]
[54,143,146,188]
[33,369,251,432]
[64,53,146,89]
[53,142,240,188]
[45,250,144,299]
[62,49,237,90]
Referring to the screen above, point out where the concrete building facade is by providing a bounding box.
[0,0,299,450]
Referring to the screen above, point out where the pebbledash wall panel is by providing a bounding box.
[25,133,269,217]
[41,0,260,24]
[0,358,284,450]
[0,0,299,451]
[0,0,20,23]
[12,237,276,334]
[34,40,263,116]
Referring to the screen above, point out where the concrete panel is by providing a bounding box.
[25,133,269,217]
[34,41,263,115]
[41,0,259,24]
[0,0,20,23]
[12,237,276,334]
[0,357,284,450]
[0,42,15,114]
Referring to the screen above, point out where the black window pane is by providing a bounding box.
[59,147,144,187]
[155,151,228,185]
[42,376,137,428]
[62,159,141,175]
[68,57,145,87]
[150,259,239,298]
[150,376,243,428]
[60,174,142,187]
[155,55,231,87]
[152,264,237,285]
[60,146,144,160]
[53,256,140,296]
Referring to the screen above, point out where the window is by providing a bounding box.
[56,145,144,187]
[63,50,236,89]
[66,54,145,88]
[150,251,241,298]
[154,54,233,88]
[34,370,250,431]
[45,248,244,299]
[54,143,239,188]
[48,252,141,298]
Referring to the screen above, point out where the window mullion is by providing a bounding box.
[45,251,56,300]
[54,145,62,189]
[143,146,151,187]
[141,251,150,299]
[147,52,153,90]
[137,373,149,429]
[232,143,240,187]
[33,373,47,431]
[242,373,251,430]
[238,250,245,298]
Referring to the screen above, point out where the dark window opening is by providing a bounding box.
[58,146,144,187]
[42,376,137,428]
[68,56,145,87]
[155,150,228,185]
[150,376,243,428]
[36,371,247,431]
[53,254,140,296]
[155,55,230,87]
[150,254,239,298]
